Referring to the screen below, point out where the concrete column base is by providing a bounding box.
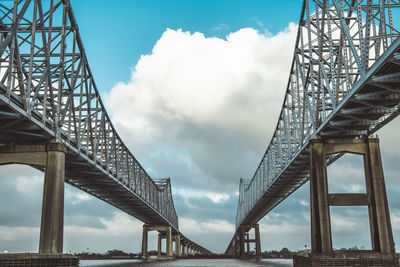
[0,253,79,267]
[293,251,399,267]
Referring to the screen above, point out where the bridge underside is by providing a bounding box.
[227,37,400,255]
[0,108,211,255]
[0,109,170,229]
[243,38,399,227]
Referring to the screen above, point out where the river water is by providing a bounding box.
[80,258,293,267]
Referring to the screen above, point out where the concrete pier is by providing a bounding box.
[141,225,148,259]
[157,233,162,257]
[298,138,398,266]
[236,223,261,258]
[141,225,173,259]
[174,234,181,256]
[39,144,67,253]
[181,244,185,257]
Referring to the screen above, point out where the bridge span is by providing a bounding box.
[0,0,211,258]
[226,0,400,265]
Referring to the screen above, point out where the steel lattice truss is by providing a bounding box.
[0,0,211,254]
[229,0,400,253]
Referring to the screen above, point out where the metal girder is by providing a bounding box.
[228,0,400,254]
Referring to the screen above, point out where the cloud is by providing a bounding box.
[179,217,235,252]
[106,25,298,195]
[104,25,298,253]
[0,211,144,254]
[64,212,145,253]
[259,220,310,251]
[175,187,231,204]
[0,165,43,227]
[180,218,235,234]
[15,175,43,195]
[212,23,230,32]
[327,154,366,193]
[0,226,39,252]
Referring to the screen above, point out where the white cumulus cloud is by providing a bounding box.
[106,25,298,194]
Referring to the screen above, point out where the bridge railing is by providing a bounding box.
[0,0,178,229]
[235,0,400,228]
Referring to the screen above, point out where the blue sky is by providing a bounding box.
[71,0,302,92]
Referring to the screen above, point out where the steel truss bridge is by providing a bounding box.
[0,0,210,255]
[227,0,400,254]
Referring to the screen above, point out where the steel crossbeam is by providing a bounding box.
[0,0,210,255]
[227,0,400,254]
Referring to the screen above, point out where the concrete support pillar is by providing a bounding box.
[309,140,332,253]
[239,225,245,258]
[181,244,185,257]
[172,238,175,256]
[236,224,261,258]
[39,144,66,254]
[309,138,395,254]
[255,223,261,256]
[141,225,148,259]
[245,232,250,254]
[166,226,172,257]
[0,143,67,254]
[145,226,174,258]
[175,235,181,257]
[235,236,239,256]
[157,234,162,257]
[364,140,395,253]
